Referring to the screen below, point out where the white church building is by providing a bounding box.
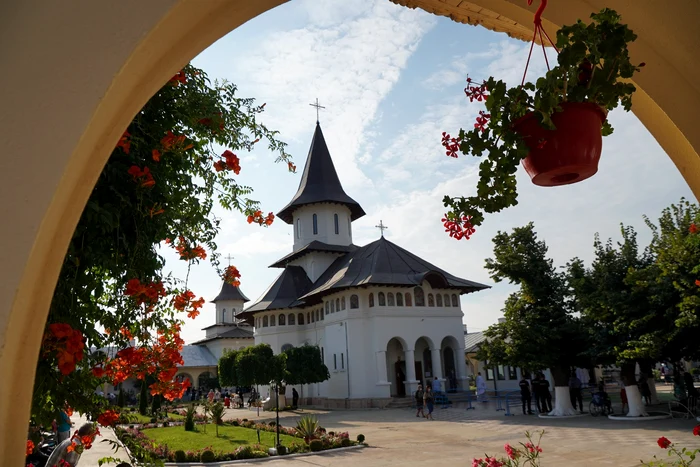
[239,122,489,408]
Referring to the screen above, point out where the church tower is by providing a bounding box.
[204,281,249,338]
[276,123,365,281]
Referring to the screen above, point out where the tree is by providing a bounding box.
[210,402,225,437]
[567,226,665,415]
[478,223,589,415]
[233,344,286,389]
[284,345,330,387]
[32,64,293,429]
[117,387,125,408]
[218,349,241,388]
[139,383,148,416]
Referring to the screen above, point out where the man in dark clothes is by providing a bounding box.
[292,387,299,408]
[540,374,553,412]
[532,374,543,413]
[519,374,533,414]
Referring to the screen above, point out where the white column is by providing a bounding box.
[404,349,417,382]
[456,347,468,379]
[375,350,388,383]
[431,348,444,379]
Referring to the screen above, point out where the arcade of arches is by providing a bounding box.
[2,0,700,464]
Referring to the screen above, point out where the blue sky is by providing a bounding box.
[165,0,694,343]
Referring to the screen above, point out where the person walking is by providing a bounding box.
[683,371,698,409]
[531,374,542,413]
[569,371,583,412]
[519,374,533,415]
[415,384,425,418]
[423,385,434,420]
[56,408,72,442]
[475,372,488,402]
[432,377,441,395]
[44,423,95,467]
[537,374,552,413]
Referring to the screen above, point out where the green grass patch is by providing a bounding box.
[141,424,299,452]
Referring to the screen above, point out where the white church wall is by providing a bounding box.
[292,204,352,251]
[204,338,253,360]
[214,299,245,324]
[323,322,350,398]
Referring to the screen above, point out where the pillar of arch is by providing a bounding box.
[2,1,700,463]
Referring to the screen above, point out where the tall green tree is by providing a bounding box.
[283,345,330,387]
[478,223,589,415]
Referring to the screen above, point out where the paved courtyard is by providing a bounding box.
[79,397,699,467]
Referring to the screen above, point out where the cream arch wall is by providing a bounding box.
[1,0,699,464]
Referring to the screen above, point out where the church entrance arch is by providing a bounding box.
[441,336,461,391]
[414,336,434,386]
[386,337,407,397]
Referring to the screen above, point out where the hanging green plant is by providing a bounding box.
[441,7,644,240]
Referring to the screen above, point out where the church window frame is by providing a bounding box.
[321,347,325,363]
[436,293,443,307]
[369,293,375,308]
[396,292,404,306]
[414,287,425,306]
[296,218,301,238]
[405,292,412,306]
[350,294,359,309]
[428,293,435,307]
[313,213,318,235]
[378,292,386,306]
[298,313,304,325]
[288,313,295,325]
[307,312,311,323]
[334,213,339,234]
[341,296,346,310]
[316,309,320,321]
[263,316,269,327]
[444,293,450,307]
[330,300,335,313]
[222,309,227,323]
[270,314,276,326]
[335,298,340,311]
[387,292,395,306]
[279,314,286,326]
[310,311,314,323]
[348,218,351,236]
[451,294,459,307]
[333,354,337,370]
[341,352,345,370]
[325,302,329,315]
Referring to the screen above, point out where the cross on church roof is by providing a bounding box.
[225,253,234,266]
[309,98,325,123]
[375,220,388,237]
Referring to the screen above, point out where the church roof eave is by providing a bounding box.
[239,266,312,317]
[276,123,365,224]
[269,241,357,268]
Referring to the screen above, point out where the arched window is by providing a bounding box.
[222,309,227,323]
[428,293,435,307]
[296,218,301,238]
[396,292,404,306]
[341,296,346,310]
[387,292,395,306]
[414,287,425,306]
[444,293,450,307]
[451,294,459,307]
[369,293,375,307]
[263,316,269,327]
[281,344,293,352]
[316,309,320,321]
[288,313,295,325]
[325,302,329,315]
[298,313,304,325]
[436,293,443,307]
[279,314,286,325]
[307,312,311,324]
[270,314,276,326]
[405,292,413,306]
[330,300,335,313]
[378,292,386,306]
[334,213,339,234]
[313,213,318,235]
[348,218,351,236]
[310,311,314,323]
[350,295,359,309]
[335,298,340,311]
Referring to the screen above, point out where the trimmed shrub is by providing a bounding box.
[200,450,216,463]
[138,383,148,416]
[162,421,169,427]
[276,445,287,455]
[268,421,276,427]
[328,431,335,436]
[184,404,196,432]
[309,439,323,452]
[174,450,187,462]
[341,438,352,447]
[149,417,156,423]
[357,434,365,443]
[242,418,248,422]
[232,420,239,426]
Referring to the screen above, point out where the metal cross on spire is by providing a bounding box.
[225,253,234,266]
[375,220,388,237]
[309,98,325,123]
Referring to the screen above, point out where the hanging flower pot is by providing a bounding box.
[514,102,607,187]
[439,5,645,238]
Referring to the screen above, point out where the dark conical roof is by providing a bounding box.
[300,236,490,302]
[277,123,365,224]
[211,282,249,303]
[241,266,312,314]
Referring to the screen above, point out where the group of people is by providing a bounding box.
[414,377,442,420]
[519,373,552,415]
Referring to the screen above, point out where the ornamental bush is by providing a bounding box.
[276,445,287,455]
[341,438,352,447]
[174,450,187,463]
[357,434,365,443]
[309,439,323,452]
[200,450,216,463]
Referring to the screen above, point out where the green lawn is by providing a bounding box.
[141,424,301,452]
[122,412,185,424]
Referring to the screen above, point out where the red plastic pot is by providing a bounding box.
[513,102,606,187]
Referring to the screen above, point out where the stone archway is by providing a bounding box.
[414,336,435,386]
[3,1,700,463]
[441,335,463,391]
[386,337,407,397]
